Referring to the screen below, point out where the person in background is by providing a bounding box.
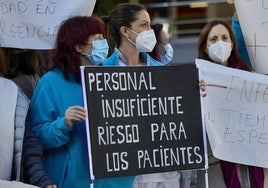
[149,23,197,187]
[197,19,263,188]
[0,47,56,188]
[3,49,40,99]
[149,23,174,65]
[37,50,54,76]
[0,47,39,188]
[0,48,24,182]
[27,15,108,188]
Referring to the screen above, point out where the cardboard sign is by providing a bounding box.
[81,64,206,179]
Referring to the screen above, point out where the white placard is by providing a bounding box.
[196,59,268,168]
[0,0,96,49]
[235,0,268,74]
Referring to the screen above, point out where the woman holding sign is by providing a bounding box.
[99,3,182,188]
[27,15,109,188]
[197,19,263,188]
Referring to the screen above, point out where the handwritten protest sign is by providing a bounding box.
[81,65,206,179]
[235,0,268,74]
[0,0,96,49]
[196,59,268,168]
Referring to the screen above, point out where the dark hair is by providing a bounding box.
[151,23,163,42]
[0,48,7,75]
[93,0,99,15]
[105,3,146,48]
[51,15,105,82]
[2,48,39,78]
[148,23,163,61]
[197,19,251,70]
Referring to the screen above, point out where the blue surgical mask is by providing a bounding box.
[160,43,174,65]
[82,39,109,65]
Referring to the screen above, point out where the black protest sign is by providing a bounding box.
[81,64,205,179]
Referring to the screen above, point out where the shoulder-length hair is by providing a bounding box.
[105,3,146,49]
[197,19,251,70]
[51,15,105,82]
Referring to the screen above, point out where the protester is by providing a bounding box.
[0,48,24,181]
[27,15,108,188]
[100,3,181,188]
[149,22,197,187]
[149,23,174,64]
[0,47,39,188]
[197,19,263,188]
[0,47,56,188]
[103,3,160,67]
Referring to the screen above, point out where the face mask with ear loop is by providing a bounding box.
[159,43,174,65]
[81,39,109,65]
[127,28,157,52]
[207,40,232,64]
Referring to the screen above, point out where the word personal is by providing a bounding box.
[87,72,156,91]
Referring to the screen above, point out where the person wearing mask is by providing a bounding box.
[197,19,263,188]
[103,3,160,67]
[149,23,174,65]
[149,22,198,188]
[150,23,197,187]
[27,15,108,188]
[99,3,182,188]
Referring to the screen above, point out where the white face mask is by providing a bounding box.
[207,40,232,64]
[127,29,156,52]
[160,43,174,64]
